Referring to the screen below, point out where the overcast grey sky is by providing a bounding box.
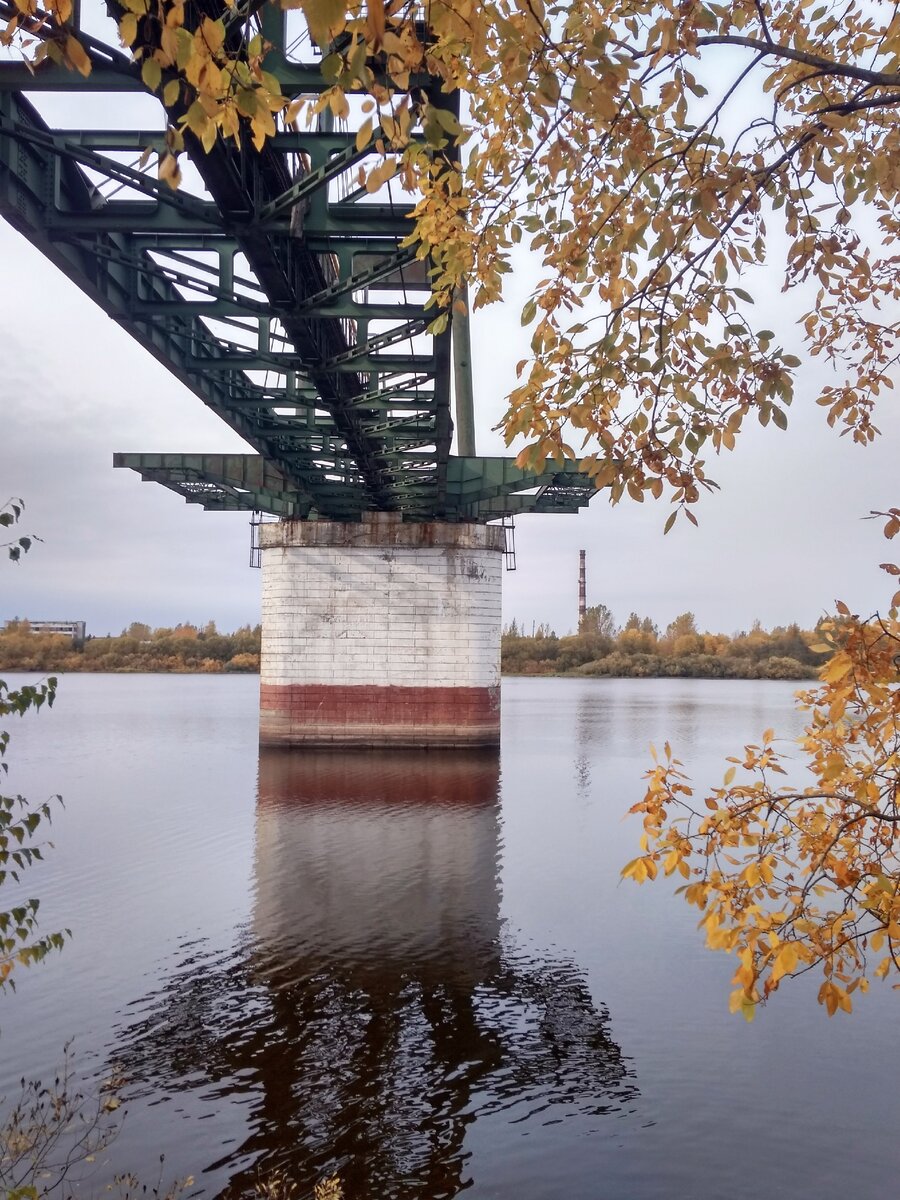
[2,204,898,638]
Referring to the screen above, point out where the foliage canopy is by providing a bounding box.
[626,590,900,1019]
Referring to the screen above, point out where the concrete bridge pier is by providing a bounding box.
[259,514,504,747]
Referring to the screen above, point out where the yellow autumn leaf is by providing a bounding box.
[200,16,225,54]
[141,56,161,92]
[821,653,851,684]
[285,97,305,125]
[182,100,209,139]
[158,152,181,189]
[366,0,386,46]
[771,943,799,982]
[300,0,347,47]
[355,117,373,153]
[65,35,91,77]
[118,13,137,48]
[621,857,649,884]
[200,121,217,154]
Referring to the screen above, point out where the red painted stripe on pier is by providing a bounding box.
[259,683,500,747]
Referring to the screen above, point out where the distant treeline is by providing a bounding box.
[501,607,831,679]
[0,621,261,673]
[1,610,832,680]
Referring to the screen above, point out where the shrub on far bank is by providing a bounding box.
[574,653,814,680]
[225,653,260,672]
[0,623,262,673]
[503,613,829,680]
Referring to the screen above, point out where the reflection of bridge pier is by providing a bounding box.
[246,749,505,1196]
[254,748,503,979]
[112,750,637,1199]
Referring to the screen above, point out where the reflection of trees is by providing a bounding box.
[113,750,638,1199]
[574,692,606,797]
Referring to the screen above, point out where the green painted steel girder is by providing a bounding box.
[114,452,310,517]
[114,454,598,522]
[1,2,601,525]
[0,79,451,517]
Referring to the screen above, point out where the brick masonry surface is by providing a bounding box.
[260,516,504,746]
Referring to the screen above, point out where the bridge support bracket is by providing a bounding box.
[259,514,504,748]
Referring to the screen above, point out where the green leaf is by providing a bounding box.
[236,89,258,117]
[433,107,462,137]
[321,52,342,84]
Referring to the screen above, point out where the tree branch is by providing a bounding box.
[694,34,900,88]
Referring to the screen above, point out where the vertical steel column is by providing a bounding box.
[452,282,476,457]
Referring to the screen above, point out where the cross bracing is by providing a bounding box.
[0,1,599,521]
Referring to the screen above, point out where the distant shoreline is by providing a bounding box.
[502,668,819,681]
[0,665,820,681]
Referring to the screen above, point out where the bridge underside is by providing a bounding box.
[0,2,598,522]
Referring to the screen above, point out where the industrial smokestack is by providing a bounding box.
[578,549,586,630]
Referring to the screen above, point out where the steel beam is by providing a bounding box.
[114,453,598,521]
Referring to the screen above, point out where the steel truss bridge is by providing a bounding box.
[0,1,598,522]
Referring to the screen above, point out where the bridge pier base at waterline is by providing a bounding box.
[258,514,505,748]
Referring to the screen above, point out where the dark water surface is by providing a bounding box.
[1,675,898,1198]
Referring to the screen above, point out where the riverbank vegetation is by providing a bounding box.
[0,612,832,680]
[502,608,830,680]
[0,621,261,674]
[1,500,66,991]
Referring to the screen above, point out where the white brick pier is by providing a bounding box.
[259,513,505,746]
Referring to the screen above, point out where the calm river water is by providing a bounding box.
[1,675,898,1198]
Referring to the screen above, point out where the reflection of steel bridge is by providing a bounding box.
[0,3,597,523]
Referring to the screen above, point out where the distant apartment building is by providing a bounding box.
[8,619,87,647]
